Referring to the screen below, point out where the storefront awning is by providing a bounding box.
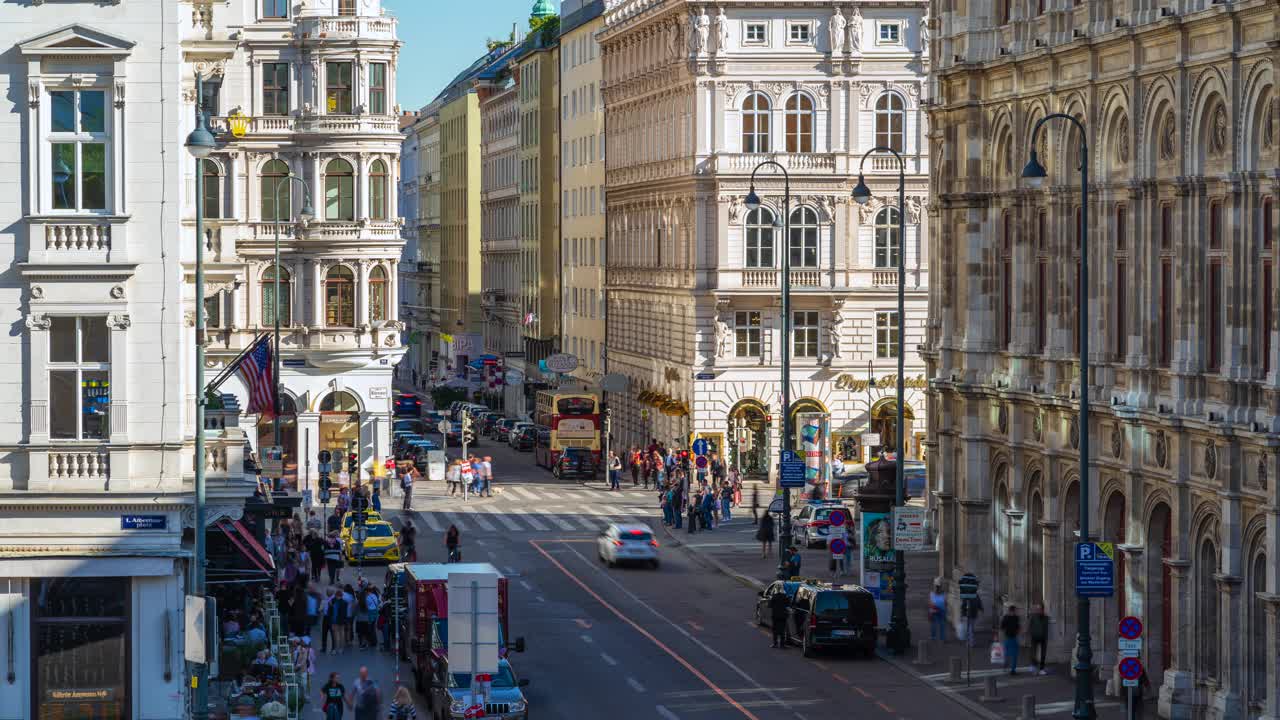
[214,519,275,574]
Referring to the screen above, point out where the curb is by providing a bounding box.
[874,649,1004,720]
[650,517,767,592]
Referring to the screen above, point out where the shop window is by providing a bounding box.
[49,316,110,441]
[34,578,129,720]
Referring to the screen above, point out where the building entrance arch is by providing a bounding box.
[788,397,827,452]
[869,397,916,458]
[319,390,362,479]
[727,398,769,478]
[256,394,298,488]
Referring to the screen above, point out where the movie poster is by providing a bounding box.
[861,511,895,627]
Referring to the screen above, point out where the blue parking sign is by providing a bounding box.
[1075,542,1115,598]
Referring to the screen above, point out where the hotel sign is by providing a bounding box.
[834,374,929,392]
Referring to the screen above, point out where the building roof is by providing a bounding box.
[432,45,512,105]
[531,0,558,19]
[476,41,526,82]
[560,0,603,36]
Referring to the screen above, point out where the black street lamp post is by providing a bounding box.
[744,161,792,581]
[1022,112,1095,720]
[851,147,910,653]
[269,175,314,458]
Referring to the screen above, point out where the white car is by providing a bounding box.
[596,523,660,568]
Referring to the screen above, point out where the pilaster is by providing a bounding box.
[1159,559,1195,720]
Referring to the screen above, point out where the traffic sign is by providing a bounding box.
[830,538,847,556]
[767,497,785,514]
[829,509,847,527]
[1075,542,1116,597]
[695,455,709,469]
[1118,656,1143,683]
[438,420,452,434]
[1118,616,1143,640]
[781,449,799,463]
[1118,639,1142,658]
[692,438,709,456]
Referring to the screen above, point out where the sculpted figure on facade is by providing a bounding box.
[906,196,923,224]
[920,13,930,56]
[713,7,730,54]
[726,195,745,224]
[828,9,846,55]
[690,8,709,54]
[848,8,863,55]
[715,313,731,358]
[665,18,683,59]
[828,301,845,359]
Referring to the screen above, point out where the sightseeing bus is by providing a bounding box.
[533,391,601,470]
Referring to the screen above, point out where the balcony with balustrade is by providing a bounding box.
[23,216,133,269]
[711,152,843,176]
[717,267,831,291]
[294,113,402,138]
[297,13,398,43]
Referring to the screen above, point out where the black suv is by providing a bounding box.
[784,583,878,658]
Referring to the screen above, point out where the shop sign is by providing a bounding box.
[121,514,167,530]
[834,373,929,392]
[46,688,118,703]
[320,413,358,424]
[369,387,389,399]
[545,353,579,373]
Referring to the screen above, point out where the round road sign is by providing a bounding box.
[829,509,847,527]
[695,455,709,469]
[692,438,709,456]
[1118,656,1143,680]
[1118,615,1143,640]
[438,420,452,434]
[830,538,848,554]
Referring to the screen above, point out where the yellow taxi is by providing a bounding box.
[338,509,382,546]
[343,519,401,564]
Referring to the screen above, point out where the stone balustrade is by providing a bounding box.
[48,448,110,482]
[299,14,397,41]
[45,222,111,252]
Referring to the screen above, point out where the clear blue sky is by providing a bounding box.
[385,0,551,111]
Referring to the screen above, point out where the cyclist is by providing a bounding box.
[445,524,461,563]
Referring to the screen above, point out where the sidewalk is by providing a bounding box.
[651,510,1157,720]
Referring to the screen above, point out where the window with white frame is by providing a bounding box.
[369,63,388,114]
[48,316,111,441]
[741,92,771,153]
[744,22,768,44]
[735,311,762,357]
[875,93,906,153]
[788,21,813,44]
[785,93,815,153]
[874,207,901,268]
[877,21,903,45]
[744,208,776,268]
[49,88,108,212]
[876,311,899,358]
[262,0,288,18]
[788,206,819,268]
[793,311,819,358]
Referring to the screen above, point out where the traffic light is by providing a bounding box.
[319,450,332,464]
[462,415,475,445]
[348,452,358,474]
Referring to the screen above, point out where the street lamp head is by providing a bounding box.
[851,175,872,205]
[744,188,761,212]
[1021,149,1047,189]
[185,113,216,159]
[299,199,315,222]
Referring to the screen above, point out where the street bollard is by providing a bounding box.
[980,674,1004,703]
[913,639,931,665]
[947,657,963,683]
[1019,694,1037,720]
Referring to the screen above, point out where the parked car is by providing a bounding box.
[783,582,879,658]
[835,461,927,500]
[753,580,804,629]
[596,523,659,568]
[427,657,529,720]
[552,447,598,480]
[507,422,535,448]
[793,502,854,548]
[394,392,422,418]
[478,413,502,436]
[510,425,538,452]
[493,419,518,442]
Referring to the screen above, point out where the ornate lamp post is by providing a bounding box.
[744,161,792,580]
[851,146,910,653]
[184,73,216,720]
[1022,113,1095,720]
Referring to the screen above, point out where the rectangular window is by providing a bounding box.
[338,0,356,15]
[1159,260,1173,367]
[262,62,290,115]
[34,578,129,720]
[48,316,111,441]
[1036,261,1047,352]
[369,63,388,114]
[793,311,818,358]
[878,21,902,44]
[1001,259,1012,348]
[205,293,222,329]
[789,22,812,43]
[1207,260,1221,372]
[1264,261,1274,375]
[49,90,108,212]
[1116,261,1127,359]
[735,311,762,357]
[263,0,288,17]
[876,311,899,358]
[745,22,767,43]
[1264,198,1274,248]
[326,62,353,114]
[199,77,221,117]
[1115,204,1126,250]
[1161,203,1173,249]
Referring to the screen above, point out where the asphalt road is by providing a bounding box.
[331,429,971,719]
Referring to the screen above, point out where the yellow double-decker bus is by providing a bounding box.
[533,391,601,469]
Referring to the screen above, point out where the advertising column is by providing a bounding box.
[861,511,895,628]
[796,412,831,500]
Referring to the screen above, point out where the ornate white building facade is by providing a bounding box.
[182,0,406,487]
[926,1,1278,718]
[601,0,930,473]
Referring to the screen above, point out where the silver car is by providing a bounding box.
[597,523,660,568]
[438,660,529,720]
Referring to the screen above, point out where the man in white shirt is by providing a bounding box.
[481,456,494,497]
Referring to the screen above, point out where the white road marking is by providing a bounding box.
[580,634,593,644]
[509,487,540,500]
[575,515,604,531]
[418,512,443,532]
[460,507,497,532]
[535,595,545,602]
[599,652,618,666]
[442,513,469,531]
[656,705,680,720]
[536,512,576,531]
[600,505,631,516]
[486,509,524,532]
[626,677,646,693]
[519,580,533,591]
[519,512,550,532]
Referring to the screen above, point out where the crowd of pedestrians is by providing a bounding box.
[445,455,495,499]
[622,440,752,535]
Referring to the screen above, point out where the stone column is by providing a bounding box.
[1039,520,1063,661]
[310,259,324,327]
[388,260,399,323]
[291,260,305,328]
[357,260,371,329]
[1208,574,1245,720]
[1159,560,1194,720]
[1260,594,1280,720]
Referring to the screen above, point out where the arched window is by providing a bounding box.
[370,159,389,220]
[741,93,771,153]
[788,206,819,268]
[785,94,814,153]
[320,390,360,412]
[261,264,292,326]
[201,159,221,219]
[875,93,906,153]
[744,208,775,268]
[369,265,388,322]
[324,265,355,326]
[874,207,901,268]
[260,159,290,221]
[324,158,355,221]
[1197,538,1219,678]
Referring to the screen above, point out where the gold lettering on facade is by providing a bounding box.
[834,374,928,392]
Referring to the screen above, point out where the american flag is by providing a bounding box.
[236,337,275,416]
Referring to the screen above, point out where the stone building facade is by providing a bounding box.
[479,46,524,379]
[399,104,443,390]
[600,0,930,475]
[181,0,406,486]
[925,1,1278,718]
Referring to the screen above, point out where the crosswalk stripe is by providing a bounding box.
[460,508,497,532]
[536,512,576,531]
[418,511,443,532]
[443,512,469,531]
[484,508,524,532]
[538,491,566,501]
[519,512,550,532]
[509,487,540,501]
[599,505,631,516]
[575,515,604,531]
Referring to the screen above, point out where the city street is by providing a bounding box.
[306,436,973,719]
